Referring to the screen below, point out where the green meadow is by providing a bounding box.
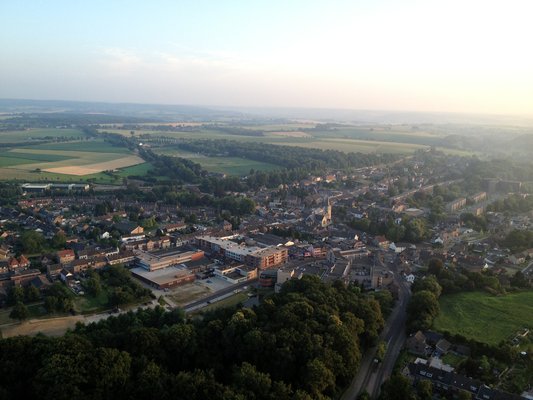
[433,291,533,345]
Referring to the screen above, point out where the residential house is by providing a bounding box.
[406,331,428,356]
[57,249,75,264]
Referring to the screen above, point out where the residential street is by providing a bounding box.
[341,260,411,399]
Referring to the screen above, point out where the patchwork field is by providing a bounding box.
[0,140,146,181]
[433,291,533,345]
[103,127,431,154]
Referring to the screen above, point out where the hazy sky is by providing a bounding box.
[1,0,532,115]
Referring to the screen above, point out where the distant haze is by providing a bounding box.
[1,0,532,116]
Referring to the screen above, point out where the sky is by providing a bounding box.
[1,0,532,115]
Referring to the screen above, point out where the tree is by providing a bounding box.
[24,284,41,303]
[10,301,29,321]
[427,258,444,277]
[407,290,440,332]
[51,232,66,249]
[411,275,442,298]
[19,231,45,254]
[358,391,371,400]
[6,286,25,306]
[416,379,433,400]
[379,375,416,400]
[44,296,59,313]
[511,271,530,288]
[85,276,102,296]
[304,358,335,397]
[457,389,472,400]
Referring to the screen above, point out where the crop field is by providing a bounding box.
[155,148,279,175]
[433,291,533,345]
[0,140,145,181]
[0,128,84,143]
[278,137,428,153]
[99,126,434,152]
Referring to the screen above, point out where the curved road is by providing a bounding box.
[341,262,411,399]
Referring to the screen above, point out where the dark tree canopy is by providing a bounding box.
[0,276,384,400]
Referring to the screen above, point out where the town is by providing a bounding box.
[0,139,531,399]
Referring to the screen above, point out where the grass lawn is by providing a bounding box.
[74,290,110,314]
[433,291,533,345]
[442,352,467,368]
[0,309,13,325]
[155,148,279,175]
[27,303,48,318]
[200,292,248,313]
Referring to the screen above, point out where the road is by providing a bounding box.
[341,260,411,399]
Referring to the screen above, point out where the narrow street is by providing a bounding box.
[341,259,411,399]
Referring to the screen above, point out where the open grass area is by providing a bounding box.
[200,292,248,313]
[27,140,131,153]
[0,128,84,143]
[433,291,533,345]
[284,137,428,154]
[74,290,110,314]
[155,148,279,175]
[442,352,467,368]
[0,309,13,325]
[114,162,154,177]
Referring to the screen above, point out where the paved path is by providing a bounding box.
[341,262,411,399]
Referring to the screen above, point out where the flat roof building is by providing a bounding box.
[135,249,204,271]
[131,266,195,289]
[196,235,288,269]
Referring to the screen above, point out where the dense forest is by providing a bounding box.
[0,276,384,400]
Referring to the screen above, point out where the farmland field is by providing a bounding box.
[0,128,84,143]
[433,291,533,345]
[0,140,145,181]
[102,126,435,151]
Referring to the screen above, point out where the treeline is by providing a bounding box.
[206,126,264,137]
[407,274,442,332]
[407,257,532,332]
[141,148,206,182]
[0,113,149,129]
[174,139,398,171]
[487,194,533,213]
[139,147,311,193]
[425,258,530,296]
[0,183,22,205]
[116,184,256,217]
[501,229,533,253]
[348,214,429,243]
[0,276,384,400]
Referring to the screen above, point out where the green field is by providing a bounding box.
[0,128,84,143]
[26,140,131,153]
[199,292,249,313]
[433,291,533,345]
[0,139,145,182]
[155,148,279,175]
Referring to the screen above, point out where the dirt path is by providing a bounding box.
[1,315,85,337]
